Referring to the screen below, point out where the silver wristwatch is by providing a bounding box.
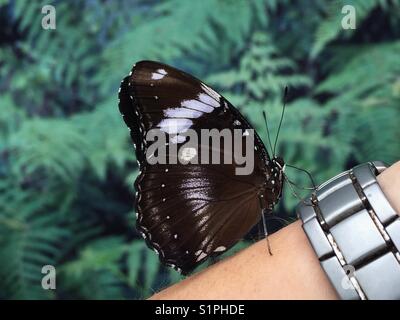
[297,161,400,300]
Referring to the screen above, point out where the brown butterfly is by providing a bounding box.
[118,61,285,274]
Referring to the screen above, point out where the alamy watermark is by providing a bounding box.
[144,128,255,175]
[41,265,56,290]
[341,264,356,290]
[41,5,56,30]
[341,5,356,30]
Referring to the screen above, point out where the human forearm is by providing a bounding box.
[150,219,337,299]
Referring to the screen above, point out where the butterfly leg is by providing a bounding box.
[258,193,273,255]
[261,208,273,256]
[283,175,314,206]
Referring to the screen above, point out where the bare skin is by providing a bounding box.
[150,161,400,300]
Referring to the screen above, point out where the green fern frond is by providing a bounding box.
[99,0,276,91]
[0,180,70,299]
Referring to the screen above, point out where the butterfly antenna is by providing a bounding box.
[262,110,274,156]
[273,86,288,157]
[285,164,317,190]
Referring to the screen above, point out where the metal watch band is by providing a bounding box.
[297,161,400,300]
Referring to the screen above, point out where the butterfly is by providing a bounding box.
[118,61,285,274]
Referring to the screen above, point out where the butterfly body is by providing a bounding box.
[118,61,284,273]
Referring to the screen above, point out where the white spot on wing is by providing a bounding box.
[151,68,167,80]
[198,92,219,108]
[164,107,203,119]
[157,118,193,134]
[181,99,214,113]
[179,147,197,162]
[214,246,226,252]
[170,135,186,144]
[196,251,208,262]
[200,83,220,102]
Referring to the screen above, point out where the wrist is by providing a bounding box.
[254,220,339,299]
[377,161,400,214]
[298,161,400,300]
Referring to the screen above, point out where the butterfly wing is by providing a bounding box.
[119,61,282,273]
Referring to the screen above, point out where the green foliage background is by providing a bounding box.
[0,0,399,299]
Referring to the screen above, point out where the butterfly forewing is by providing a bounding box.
[118,61,283,273]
